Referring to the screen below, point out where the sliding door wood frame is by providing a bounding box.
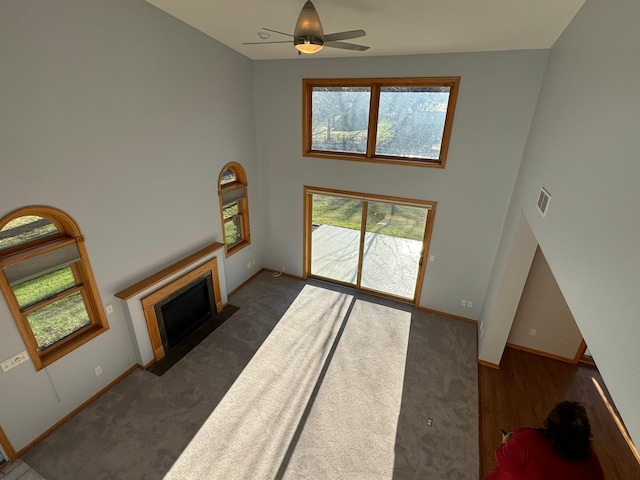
[303,186,437,307]
[355,200,369,288]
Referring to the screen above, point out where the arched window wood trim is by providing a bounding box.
[218,163,251,257]
[0,206,109,370]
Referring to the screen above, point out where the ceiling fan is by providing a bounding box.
[243,1,369,55]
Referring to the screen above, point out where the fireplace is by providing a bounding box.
[154,273,216,352]
[131,256,225,362]
[115,242,227,366]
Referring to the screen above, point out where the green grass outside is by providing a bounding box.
[13,267,76,308]
[13,267,89,350]
[312,195,428,241]
[223,203,241,246]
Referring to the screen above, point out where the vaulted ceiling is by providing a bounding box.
[145,0,585,60]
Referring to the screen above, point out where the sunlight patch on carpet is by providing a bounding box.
[164,285,353,479]
[164,286,411,480]
[281,299,411,479]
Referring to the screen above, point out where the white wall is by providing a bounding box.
[0,0,260,451]
[508,247,583,359]
[253,50,548,315]
[480,0,640,444]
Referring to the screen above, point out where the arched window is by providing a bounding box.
[0,206,109,370]
[218,163,251,256]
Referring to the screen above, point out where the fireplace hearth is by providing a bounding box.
[147,302,239,376]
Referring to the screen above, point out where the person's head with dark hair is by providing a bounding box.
[543,401,593,462]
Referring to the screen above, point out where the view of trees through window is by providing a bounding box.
[304,78,459,167]
[376,87,449,159]
[222,202,242,247]
[312,87,370,153]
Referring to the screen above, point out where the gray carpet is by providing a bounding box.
[23,272,478,479]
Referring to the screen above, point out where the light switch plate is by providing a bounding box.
[1,350,29,372]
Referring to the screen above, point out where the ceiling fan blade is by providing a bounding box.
[321,30,366,42]
[242,41,292,45]
[262,27,295,38]
[324,41,370,51]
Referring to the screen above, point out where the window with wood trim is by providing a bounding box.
[303,77,460,168]
[0,206,109,371]
[218,163,251,256]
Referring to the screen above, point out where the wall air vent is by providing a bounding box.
[537,187,551,217]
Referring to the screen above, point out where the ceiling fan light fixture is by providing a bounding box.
[294,37,324,54]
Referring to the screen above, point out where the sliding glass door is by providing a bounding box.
[306,188,434,303]
[311,194,362,285]
[360,201,428,298]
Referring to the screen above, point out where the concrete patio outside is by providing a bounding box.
[311,224,422,299]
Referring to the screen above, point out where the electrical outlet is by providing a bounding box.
[95,366,103,376]
[461,299,467,307]
[427,418,433,427]
[467,301,473,308]
[429,255,435,262]
[105,304,113,314]
[529,329,537,337]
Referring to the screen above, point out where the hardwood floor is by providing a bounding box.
[479,347,640,479]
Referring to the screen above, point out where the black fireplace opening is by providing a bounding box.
[155,273,216,351]
[147,272,240,377]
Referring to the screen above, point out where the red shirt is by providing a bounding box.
[484,428,604,480]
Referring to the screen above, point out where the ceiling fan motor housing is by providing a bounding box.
[294,1,324,38]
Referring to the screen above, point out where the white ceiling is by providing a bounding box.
[145,0,585,60]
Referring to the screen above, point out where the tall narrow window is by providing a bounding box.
[0,206,109,370]
[303,77,460,168]
[218,163,251,256]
